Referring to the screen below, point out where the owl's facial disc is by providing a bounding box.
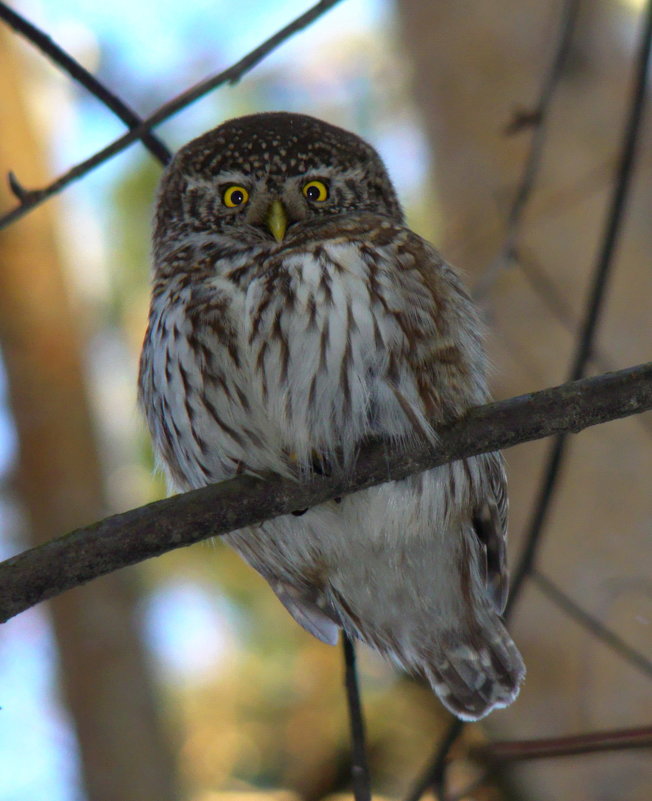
[153,113,406,255]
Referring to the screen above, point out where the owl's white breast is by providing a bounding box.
[145,230,443,490]
[234,236,436,473]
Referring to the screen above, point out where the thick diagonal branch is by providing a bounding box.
[0,362,650,625]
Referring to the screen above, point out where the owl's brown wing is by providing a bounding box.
[394,233,510,614]
[471,452,510,614]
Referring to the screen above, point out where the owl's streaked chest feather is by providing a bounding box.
[141,217,482,491]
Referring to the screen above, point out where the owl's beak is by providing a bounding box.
[266,199,288,242]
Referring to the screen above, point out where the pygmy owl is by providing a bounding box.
[139,112,525,720]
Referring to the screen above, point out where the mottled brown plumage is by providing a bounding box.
[139,112,525,719]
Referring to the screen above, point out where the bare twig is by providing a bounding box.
[443,725,652,800]
[404,719,464,801]
[472,725,652,763]
[532,570,652,680]
[473,0,581,297]
[516,248,652,440]
[446,156,612,272]
[343,635,372,801]
[0,1,170,165]
[7,170,29,202]
[0,0,343,229]
[0,362,650,622]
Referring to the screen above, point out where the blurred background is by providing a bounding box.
[0,1,651,799]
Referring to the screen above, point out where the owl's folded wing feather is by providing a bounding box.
[390,233,511,614]
[472,452,510,614]
[272,580,341,645]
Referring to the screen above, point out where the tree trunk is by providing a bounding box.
[0,29,179,801]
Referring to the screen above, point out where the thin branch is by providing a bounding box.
[473,0,580,297]
[446,156,612,272]
[0,0,343,229]
[448,726,652,799]
[516,248,652,441]
[343,635,372,801]
[404,719,464,801]
[0,362,650,622]
[471,725,652,763]
[507,0,652,611]
[532,570,652,680]
[0,1,171,165]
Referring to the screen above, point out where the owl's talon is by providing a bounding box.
[311,450,332,476]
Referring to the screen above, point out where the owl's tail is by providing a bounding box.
[416,608,525,721]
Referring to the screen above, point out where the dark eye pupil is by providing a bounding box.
[230,190,244,205]
[306,185,321,201]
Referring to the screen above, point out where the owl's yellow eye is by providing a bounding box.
[302,180,329,202]
[222,185,249,208]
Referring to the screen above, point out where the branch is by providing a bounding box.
[517,247,652,440]
[471,725,652,763]
[532,570,652,680]
[473,0,580,297]
[404,719,464,801]
[0,1,171,165]
[343,635,372,801]
[0,0,344,230]
[0,362,650,625]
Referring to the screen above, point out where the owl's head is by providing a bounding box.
[154,112,403,256]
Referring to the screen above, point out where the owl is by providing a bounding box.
[139,112,525,720]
